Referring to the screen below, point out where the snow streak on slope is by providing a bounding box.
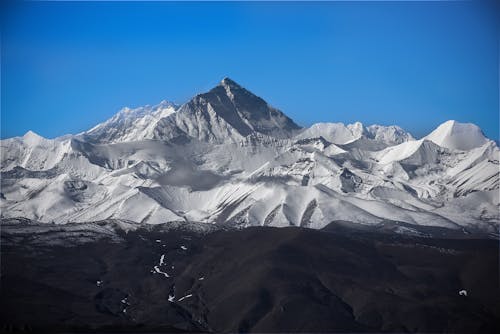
[1,78,498,234]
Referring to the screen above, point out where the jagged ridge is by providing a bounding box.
[1,78,498,235]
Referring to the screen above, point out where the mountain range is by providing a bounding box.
[1,78,498,235]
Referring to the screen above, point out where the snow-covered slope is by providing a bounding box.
[425,120,488,151]
[1,78,498,235]
[295,122,365,144]
[1,131,72,171]
[81,100,178,143]
[296,122,414,149]
[366,124,415,145]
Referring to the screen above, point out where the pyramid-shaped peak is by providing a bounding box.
[23,130,44,140]
[435,120,479,132]
[176,77,301,140]
[438,120,480,134]
[22,130,46,145]
[436,120,483,135]
[442,119,457,127]
[23,130,41,138]
[220,77,242,88]
[425,120,487,150]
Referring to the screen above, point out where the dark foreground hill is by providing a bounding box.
[1,222,499,333]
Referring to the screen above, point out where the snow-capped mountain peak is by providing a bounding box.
[81,100,178,143]
[220,77,243,101]
[1,79,498,235]
[295,122,363,145]
[366,124,415,144]
[296,122,414,148]
[152,78,302,143]
[220,76,240,89]
[425,120,488,151]
[22,130,46,146]
[347,121,365,135]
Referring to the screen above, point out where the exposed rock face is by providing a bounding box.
[153,77,301,143]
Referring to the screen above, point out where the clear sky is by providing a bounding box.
[1,1,499,140]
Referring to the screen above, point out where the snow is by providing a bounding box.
[296,122,414,146]
[459,290,467,297]
[1,79,498,234]
[82,100,178,143]
[180,245,187,250]
[366,124,415,144]
[425,120,487,151]
[375,139,445,166]
[295,122,365,145]
[168,294,175,302]
[177,294,193,302]
[1,133,72,171]
[159,254,165,266]
[22,130,46,146]
[153,266,170,278]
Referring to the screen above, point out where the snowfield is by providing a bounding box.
[1,78,498,234]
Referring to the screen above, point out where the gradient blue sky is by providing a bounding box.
[1,1,499,139]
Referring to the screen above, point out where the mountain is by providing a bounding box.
[295,122,414,150]
[81,100,178,143]
[0,130,71,171]
[375,139,444,165]
[366,124,415,145]
[1,79,498,235]
[153,77,301,143]
[295,122,367,144]
[425,120,488,151]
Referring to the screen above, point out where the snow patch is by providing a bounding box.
[177,294,193,302]
[153,266,170,278]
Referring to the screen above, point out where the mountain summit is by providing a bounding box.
[424,120,488,151]
[153,78,301,143]
[220,76,242,89]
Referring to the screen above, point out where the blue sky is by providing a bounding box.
[1,1,499,139]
